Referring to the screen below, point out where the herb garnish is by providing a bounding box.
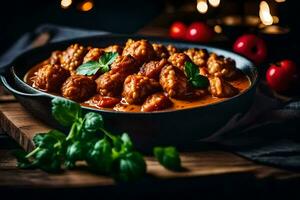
[153,146,181,170]
[13,97,182,181]
[184,61,209,89]
[76,52,118,76]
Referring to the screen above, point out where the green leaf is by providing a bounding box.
[191,75,209,88]
[153,146,181,170]
[33,147,63,172]
[48,130,67,142]
[86,138,113,173]
[33,134,57,148]
[121,133,133,151]
[98,52,119,73]
[83,112,104,133]
[76,52,118,76]
[184,61,199,79]
[65,141,86,169]
[114,151,146,182]
[184,61,209,89]
[66,119,84,141]
[33,130,66,148]
[32,134,47,147]
[40,159,61,172]
[99,52,118,66]
[112,136,123,152]
[12,150,33,169]
[76,61,101,76]
[52,97,82,127]
[34,148,53,163]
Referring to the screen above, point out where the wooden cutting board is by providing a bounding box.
[0,101,298,187]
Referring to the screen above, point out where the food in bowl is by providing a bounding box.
[24,39,250,112]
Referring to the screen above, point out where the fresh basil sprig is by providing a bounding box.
[153,146,181,170]
[14,97,182,181]
[76,52,118,76]
[184,61,209,89]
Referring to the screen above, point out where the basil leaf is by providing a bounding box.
[184,61,209,89]
[98,52,118,73]
[32,134,46,147]
[52,97,82,127]
[33,130,66,148]
[33,134,57,148]
[65,141,86,169]
[114,151,146,182]
[48,130,67,142]
[99,64,110,73]
[86,138,113,173]
[76,52,118,75]
[99,52,118,66]
[184,61,198,79]
[12,150,33,169]
[153,146,181,170]
[121,133,133,151]
[191,75,209,88]
[83,112,104,133]
[76,61,101,76]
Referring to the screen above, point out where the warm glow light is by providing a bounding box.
[259,1,273,25]
[275,0,286,3]
[208,0,220,7]
[80,1,93,12]
[214,25,222,33]
[273,16,279,23]
[197,0,208,14]
[61,0,72,8]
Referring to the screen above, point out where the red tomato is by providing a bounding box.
[266,60,299,92]
[169,21,187,40]
[185,22,213,42]
[233,34,267,65]
[88,95,121,108]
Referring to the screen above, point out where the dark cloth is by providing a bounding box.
[1,24,300,171]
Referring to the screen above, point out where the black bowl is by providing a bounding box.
[0,34,258,149]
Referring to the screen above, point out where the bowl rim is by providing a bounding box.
[10,34,258,115]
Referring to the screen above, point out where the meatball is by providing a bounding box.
[83,48,104,63]
[138,59,168,80]
[184,48,208,67]
[61,75,96,102]
[200,67,209,77]
[152,43,169,59]
[141,92,172,112]
[168,53,192,71]
[110,55,138,74]
[122,74,161,104]
[159,65,190,99]
[32,64,70,92]
[95,71,128,97]
[122,39,156,64]
[207,53,236,79]
[60,44,87,71]
[85,94,121,108]
[167,44,179,55]
[49,51,62,65]
[209,76,239,98]
[104,45,123,55]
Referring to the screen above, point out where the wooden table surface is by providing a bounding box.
[0,101,300,199]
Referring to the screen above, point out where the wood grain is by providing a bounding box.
[0,102,299,187]
[0,103,51,151]
[1,149,299,188]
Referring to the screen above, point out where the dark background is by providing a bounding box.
[0,0,299,62]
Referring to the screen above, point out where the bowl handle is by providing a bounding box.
[0,74,47,98]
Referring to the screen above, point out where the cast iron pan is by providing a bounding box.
[0,34,258,149]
